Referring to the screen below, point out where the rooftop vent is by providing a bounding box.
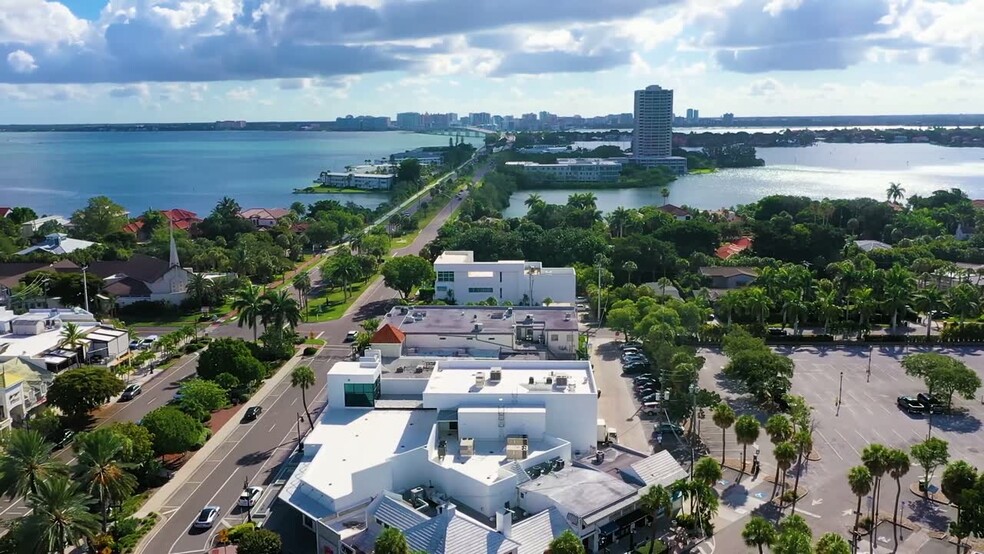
[564,313,571,321]
[473,322,483,332]
[475,373,486,387]
[555,375,569,387]
[528,376,535,385]
[524,314,534,323]
[460,437,474,457]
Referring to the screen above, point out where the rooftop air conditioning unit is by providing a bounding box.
[409,487,425,503]
[564,313,571,321]
[460,437,474,457]
[474,322,483,332]
[525,314,534,323]
[555,375,568,387]
[475,373,486,387]
[489,368,502,381]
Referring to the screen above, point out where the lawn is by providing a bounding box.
[688,168,716,175]
[303,278,376,322]
[122,301,232,328]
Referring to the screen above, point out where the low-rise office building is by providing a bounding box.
[371,306,580,360]
[0,307,131,373]
[277,353,685,553]
[631,155,688,175]
[504,158,623,183]
[434,251,576,306]
[315,172,394,190]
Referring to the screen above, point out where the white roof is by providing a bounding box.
[624,451,688,488]
[855,240,893,252]
[0,326,95,359]
[424,359,596,396]
[435,251,475,264]
[404,508,521,554]
[16,236,96,256]
[517,466,638,520]
[297,409,435,505]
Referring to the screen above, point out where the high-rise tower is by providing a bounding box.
[632,85,673,158]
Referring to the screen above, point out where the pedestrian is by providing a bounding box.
[656,433,663,447]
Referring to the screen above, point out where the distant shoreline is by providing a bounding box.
[293,186,377,194]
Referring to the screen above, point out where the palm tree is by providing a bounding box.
[20,476,100,554]
[849,287,877,338]
[861,443,890,553]
[773,441,797,500]
[360,317,381,334]
[0,429,69,498]
[292,272,312,320]
[74,430,138,531]
[765,414,794,496]
[742,516,777,554]
[716,292,741,326]
[886,448,910,550]
[660,187,670,206]
[187,273,215,308]
[231,283,264,342]
[790,429,813,514]
[947,282,980,324]
[639,485,672,554]
[524,193,544,210]
[693,457,722,487]
[781,291,809,335]
[259,289,302,343]
[743,287,772,325]
[847,466,873,546]
[60,321,86,367]
[914,285,944,338]
[567,192,597,211]
[622,261,638,284]
[734,415,760,480]
[711,403,736,464]
[815,533,852,554]
[607,207,632,238]
[291,365,317,429]
[327,249,361,300]
[886,182,905,204]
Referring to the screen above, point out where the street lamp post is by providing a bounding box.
[81,265,90,313]
[243,477,253,523]
[296,412,305,453]
[837,371,844,416]
[866,346,873,383]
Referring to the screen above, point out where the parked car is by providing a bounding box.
[129,340,141,350]
[767,327,788,336]
[238,486,263,507]
[139,335,158,349]
[344,330,358,342]
[633,377,657,386]
[931,310,950,319]
[897,396,926,414]
[916,393,945,414]
[640,402,660,416]
[194,506,220,528]
[640,394,661,404]
[242,406,263,422]
[54,429,75,449]
[654,422,684,435]
[622,355,649,365]
[120,384,142,401]
[88,354,105,364]
[624,362,651,373]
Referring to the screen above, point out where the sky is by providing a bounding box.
[0,0,981,124]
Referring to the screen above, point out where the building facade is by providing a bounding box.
[316,172,394,190]
[632,85,673,158]
[433,251,576,306]
[503,158,623,183]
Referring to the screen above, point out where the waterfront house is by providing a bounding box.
[715,237,752,260]
[240,208,291,228]
[315,172,394,190]
[657,204,691,221]
[20,216,70,238]
[0,208,10,219]
[123,209,201,237]
[16,233,97,256]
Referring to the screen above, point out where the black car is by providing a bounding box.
[242,406,263,422]
[54,429,75,449]
[897,396,926,414]
[767,327,789,336]
[917,393,945,414]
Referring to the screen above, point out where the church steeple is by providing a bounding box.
[169,220,180,268]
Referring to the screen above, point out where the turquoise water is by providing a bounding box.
[0,131,479,216]
[504,142,984,215]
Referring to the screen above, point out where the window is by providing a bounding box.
[468,287,494,294]
[551,334,559,341]
[302,515,314,530]
[467,271,494,278]
[343,378,380,408]
[436,271,455,282]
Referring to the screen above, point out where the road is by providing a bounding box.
[0,353,202,522]
[140,162,487,553]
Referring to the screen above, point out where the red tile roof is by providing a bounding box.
[973,200,984,210]
[715,236,753,260]
[371,323,406,344]
[0,208,11,218]
[122,209,201,233]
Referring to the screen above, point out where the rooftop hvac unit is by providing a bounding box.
[475,373,486,387]
[545,377,552,384]
[460,437,474,457]
[554,375,568,387]
[489,368,502,381]
[473,322,483,332]
[409,487,425,503]
[564,313,571,321]
[524,314,534,323]
[595,450,606,463]
[506,435,528,446]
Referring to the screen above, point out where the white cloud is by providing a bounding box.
[225,86,256,101]
[7,50,37,74]
[0,0,90,45]
[108,82,150,98]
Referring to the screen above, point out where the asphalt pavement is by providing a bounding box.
[137,162,486,553]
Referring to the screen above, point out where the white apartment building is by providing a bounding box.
[0,308,131,373]
[503,158,623,183]
[277,353,686,553]
[631,85,687,174]
[434,251,576,306]
[315,172,394,190]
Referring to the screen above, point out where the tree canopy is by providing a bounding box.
[140,406,206,456]
[197,338,265,384]
[47,366,125,418]
[381,255,436,300]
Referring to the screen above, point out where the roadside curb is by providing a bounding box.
[908,483,950,505]
[133,352,306,545]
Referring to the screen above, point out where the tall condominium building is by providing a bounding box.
[396,112,423,130]
[632,85,673,157]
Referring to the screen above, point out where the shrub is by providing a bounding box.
[111,517,140,541]
[184,343,203,354]
[303,346,318,356]
[227,522,256,543]
[940,322,984,342]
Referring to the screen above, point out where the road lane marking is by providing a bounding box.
[794,509,822,519]
[167,468,239,554]
[269,423,277,433]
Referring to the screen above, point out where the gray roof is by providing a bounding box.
[385,305,579,335]
[699,266,759,278]
[642,282,681,299]
[372,493,429,530]
[517,466,638,520]
[512,507,573,554]
[623,451,688,488]
[855,240,892,252]
[404,509,520,554]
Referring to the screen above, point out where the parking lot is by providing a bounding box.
[698,344,984,547]
[590,333,658,455]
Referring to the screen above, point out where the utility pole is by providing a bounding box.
[296,412,305,453]
[243,477,253,523]
[594,254,607,323]
[837,371,844,416]
[81,265,90,313]
[866,346,873,383]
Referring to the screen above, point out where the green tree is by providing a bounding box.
[941,461,978,524]
[140,406,206,457]
[902,353,982,417]
[815,532,851,554]
[0,429,69,498]
[291,365,316,429]
[232,283,264,342]
[104,422,155,467]
[711,403,736,464]
[374,526,411,554]
[60,321,86,367]
[547,529,586,554]
[790,428,814,513]
[639,485,672,554]
[606,305,639,342]
[292,272,312,319]
[396,158,422,183]
[847,466,873,540]
[178,379,229,413]
[734,415,760,478]
[187,273,216,309]
[47,366,125,418]
[70,195,128,240]
[886,448,910,549]
[622,260,638,284]
[765,414,793,495]
[886,182,905,204]
[259,288,302,345]
[913,285,944,338]
[73,429,137,531]
[236,528,284,554]
[19,476,99,554]
[381,255,436,300]
[8,206,37,224]
[197,338,264,384]
[773,441,797,499]
[947,282,980,324]
[693,457,722,487]
[861,443,890,550]
[910,437,949,498]
[742,516,777,554]
[360,317,381,334]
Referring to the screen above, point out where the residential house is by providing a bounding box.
[657,204,691,221]
[122,209,201,237]
[715,237,753,260]
[0,208,11,218]
[854,240,892,252]
[699,267,759,289]
[642,282,681,299]
[20,216,70,238]
[240,208,292,228]
[16,233,97,256]
[0,260,80,309]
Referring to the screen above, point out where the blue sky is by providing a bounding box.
[1,0,981,124]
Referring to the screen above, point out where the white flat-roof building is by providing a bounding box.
[278,352,685,553]
[434,251,576,306]
[0,308,130,374]
[16,233,97,256]
[371,306,579,360]
[504,158,624,183]
[315,172,394,190]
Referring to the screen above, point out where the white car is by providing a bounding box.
[238,486,263,507]
[193,506,220,528]
[344,330,358,342]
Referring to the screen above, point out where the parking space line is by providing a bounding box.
[815,430,843,461]
[834,429,861,457]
